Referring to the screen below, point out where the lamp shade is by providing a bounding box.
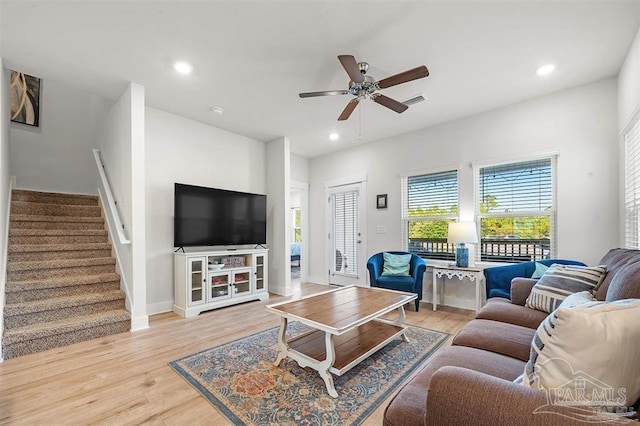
[447,221,478,244]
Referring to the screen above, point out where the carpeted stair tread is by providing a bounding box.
[10,229,107,237]
[7,256,115,272]
[9,242,112,253]
[10,214,104,223]
[6,273,121,292]
[11,200,102,217]
[2,310,131,346]
[11,190,98,206]
[4,290,125,317]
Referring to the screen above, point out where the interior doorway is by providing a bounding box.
[290,181,308,292]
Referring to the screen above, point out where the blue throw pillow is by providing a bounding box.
[382,253,411,276]
[530,262,549,279]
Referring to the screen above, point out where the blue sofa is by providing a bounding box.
[367,251,426,311]
[483,258,586,300]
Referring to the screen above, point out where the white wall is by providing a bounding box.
[291,153,309,183]
[266,137,291,296]
[144,107,266,314]
[0,61,12,360]
[308,78,619,310]
[96,83,148,330]
[619,26,640,132]
[10,78,104,194]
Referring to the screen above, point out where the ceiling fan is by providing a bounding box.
[299,55,429,121]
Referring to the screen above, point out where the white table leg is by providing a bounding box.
[432,269,437,311]
[318,331,338,398]
[274,317,289,366]
[476,274,485,314]
[397,305,410,342]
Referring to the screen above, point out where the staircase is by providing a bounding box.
[2,190,130,359]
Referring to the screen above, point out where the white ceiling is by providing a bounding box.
[2,1,640,158]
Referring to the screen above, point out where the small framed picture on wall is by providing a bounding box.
[377,194,387,209]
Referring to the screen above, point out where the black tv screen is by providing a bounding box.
[174,183,267,247]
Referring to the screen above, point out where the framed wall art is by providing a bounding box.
[377,194,388,209]
[10,71,41,127]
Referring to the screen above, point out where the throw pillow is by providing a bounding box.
[522,298,640,410]
[530,262,549,279]
[557,290,596,308]
[525,264,607,313]
[381,252,411,276]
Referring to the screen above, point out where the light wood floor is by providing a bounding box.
[0,283,475,425]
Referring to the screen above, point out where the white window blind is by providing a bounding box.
[333,190,358,276]
[476,157,556,263]
[625,111,640,249]
[402,170,458,260]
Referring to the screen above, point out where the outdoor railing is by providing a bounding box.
[409,237,551,263]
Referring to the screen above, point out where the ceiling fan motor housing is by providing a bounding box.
[348,75,378,97]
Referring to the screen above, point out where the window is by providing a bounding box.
[291,208,301,243]
[402,170,458,260]
[476,157,556,263]
[624,111,640,249]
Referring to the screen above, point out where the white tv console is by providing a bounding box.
[174,248,269,318]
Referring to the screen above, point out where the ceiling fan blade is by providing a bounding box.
[372,94,409,113]
[299,90,350,98]
[338,99,360,121]
[377,65,429,89]
[338,55,364,84]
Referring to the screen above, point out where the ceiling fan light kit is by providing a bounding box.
[299,55,429,121]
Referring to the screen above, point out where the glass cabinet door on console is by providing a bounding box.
[232,269,252,296]
[188,257,206,305]
[253,253,268,293]
[208,271,230,300]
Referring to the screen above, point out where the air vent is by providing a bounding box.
[402,94,426,106]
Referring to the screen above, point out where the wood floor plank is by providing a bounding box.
[0,282,474,425]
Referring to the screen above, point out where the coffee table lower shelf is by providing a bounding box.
[287,320,405,375]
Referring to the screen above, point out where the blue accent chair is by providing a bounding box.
[483,258,586,300]
[367,251,427,311]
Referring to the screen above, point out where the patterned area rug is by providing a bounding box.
[169,322,449,425]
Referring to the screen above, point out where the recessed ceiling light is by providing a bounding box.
[536,64,555,76]
[174,61,193,75]
[210,106,224,115]
[329,132,339,141]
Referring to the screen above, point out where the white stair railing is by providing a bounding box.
[93,149,131,245]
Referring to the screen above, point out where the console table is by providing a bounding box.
[432,265,485,313]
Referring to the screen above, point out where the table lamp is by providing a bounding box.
[447,221,478,268]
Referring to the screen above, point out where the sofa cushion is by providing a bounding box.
[452,319,535,361]
[525,264,606,313]
[606,261,640,301]
[375,275,415,292]
[594,248,640,300]
[383,346,525,426]
[523,298,640,408]
[382,252,411,276]
[476,298,548,329]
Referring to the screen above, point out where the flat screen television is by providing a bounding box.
[174,183,267,247]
